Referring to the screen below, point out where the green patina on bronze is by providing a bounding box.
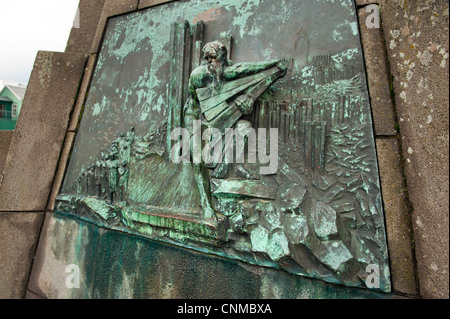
[56,0,391,293]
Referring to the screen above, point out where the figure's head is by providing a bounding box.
[202,40,227,64]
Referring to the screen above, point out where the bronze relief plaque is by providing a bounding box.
[57,0,391,292]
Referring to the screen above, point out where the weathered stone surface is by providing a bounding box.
[24,290,45,299]
[68,54,98,132]
[260,202,281,232]
[376,138,418,296]
[355,0,385,6]
[283,214,309,245]
[267,230,290,261]
[379,0,449,299]
[250,225,269,253]
[90,0,139,54]
[0,131,13,178]
[138,0,174,10]
[358,7,397,136]
[0,212,45,299]
[65,0,106,54]
[275,182,306,212]
[47,132,76,211]
[0,52,86,211]
[311,240,353,272]
[310,199,339,240]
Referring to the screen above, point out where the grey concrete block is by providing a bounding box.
[47,132,76,212]
[0,212,45,299]
[0,52,87,212]
[65,0,106,55]
[138,0,174,10]
[380,1,449,299]
[376,138,418,296]
[68,54,98,132]
[0,131,14,178]
[358,7,397,136]
[24,289,46,299]
[355,0,385,6]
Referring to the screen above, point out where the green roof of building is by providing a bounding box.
[0,96,13,102]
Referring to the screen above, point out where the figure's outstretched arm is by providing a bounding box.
[223,59,287,80]
[193,162,217,221]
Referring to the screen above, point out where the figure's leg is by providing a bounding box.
[192,162,216,221]
[211,161,229,179]
[185,113,217,221]
[234,120,260,180]
[210,137,228,178]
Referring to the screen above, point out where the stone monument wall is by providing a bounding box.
[0,0,447,299]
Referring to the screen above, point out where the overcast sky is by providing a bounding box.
[0,0,80,85]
